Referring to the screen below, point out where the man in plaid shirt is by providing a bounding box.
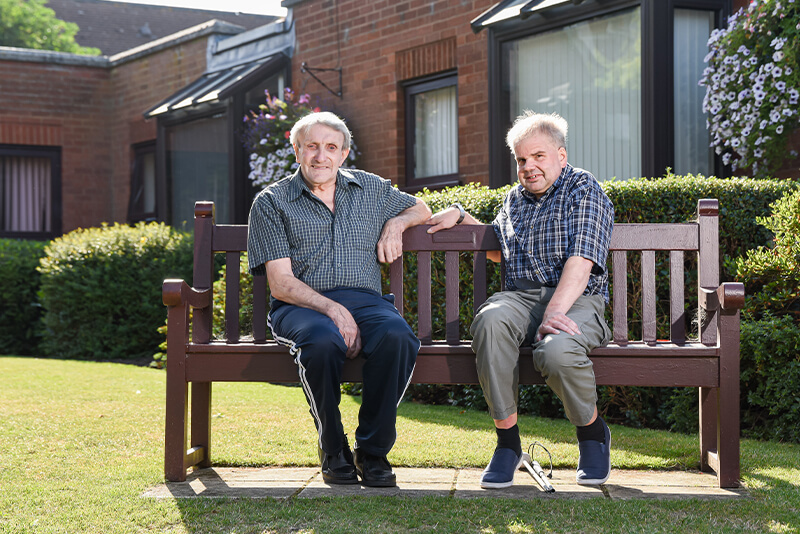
[428,111,614,488]
[248,112,431,487]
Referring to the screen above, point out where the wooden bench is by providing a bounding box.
[163,199,744,487]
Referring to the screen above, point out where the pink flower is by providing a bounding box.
[284,131,291,139]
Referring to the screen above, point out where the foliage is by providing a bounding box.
[739,312,800,443]
[0,0,100,55]
[732,188,800,320]
[241,88,359,189]
[38,222,193,361]
[0,239,46,355]
[700,0,800,178]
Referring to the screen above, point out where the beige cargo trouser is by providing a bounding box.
[470,287,611,426]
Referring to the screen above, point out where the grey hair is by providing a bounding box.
[290,111,352,152]
[505,110,568,152]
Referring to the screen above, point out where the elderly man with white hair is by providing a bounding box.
[248,111,431,487]
[428,110,615,488]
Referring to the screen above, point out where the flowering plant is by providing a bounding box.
[700,0,799,178]
[241,88,359,189]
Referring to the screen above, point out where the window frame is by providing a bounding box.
[403,71,460,192]
[127,141,157,224]
[487,0,730,187]
[0,144,62,240]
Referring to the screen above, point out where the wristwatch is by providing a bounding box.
[451,203,466,225]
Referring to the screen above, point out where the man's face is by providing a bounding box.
[514,131,567,198]
[293,124,350,188]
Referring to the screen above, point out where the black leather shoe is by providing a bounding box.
[354,448,397,487]
[319,437,358,485]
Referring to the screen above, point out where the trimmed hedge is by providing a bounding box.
[39,222,193,361]
[0,239,47,355]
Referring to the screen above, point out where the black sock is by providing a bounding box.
[495,424,522,456]
[576,417,606,443]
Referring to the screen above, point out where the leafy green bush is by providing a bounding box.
[733,189,800,320]
[0,239,47,355]
[39,222,193,361]
[739,312,800,443]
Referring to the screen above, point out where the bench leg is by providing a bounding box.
[165,370,189,482]
[699,386,717,474]
[717,309,741,488]
[191,382,212,468]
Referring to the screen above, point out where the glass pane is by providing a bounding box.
[141,151,156,216]
[167,114,229,227]
[674,9,714,176]
[0,155,51,232]
[414,85,458,178]
[245,71,286,106]
[504,7,641,182]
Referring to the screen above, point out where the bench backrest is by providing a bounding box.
[190,199,720,347]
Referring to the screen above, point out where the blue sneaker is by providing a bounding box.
[480,448,524,489]
[576,418,611,485]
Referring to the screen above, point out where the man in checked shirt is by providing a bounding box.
[248,112,431,487]
[428,111,614,488]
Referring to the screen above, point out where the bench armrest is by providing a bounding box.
[699,282,745,312]
[162,279,212,310]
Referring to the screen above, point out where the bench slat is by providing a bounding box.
[225,251,240,343]
[212,224,248,252]
[445,251,459,344]
[253,274,267,343]
[390,254,403,316]
[474,251,488,312]
[642,250,657,343]
[609,223,698,251]
[612,250,628,343]
[418,251,432,343]
[670,250,686,344]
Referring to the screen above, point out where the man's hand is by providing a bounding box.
[377,217,404,263]
[327,303,362,358]
[377,199,432,263]
[535,310,581,342]
[426,206,462,234]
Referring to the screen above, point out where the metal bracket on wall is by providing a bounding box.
[300,62,343,98]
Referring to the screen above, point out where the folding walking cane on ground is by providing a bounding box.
[521,441,555,493]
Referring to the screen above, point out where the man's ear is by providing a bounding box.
[558,146,567,168]
[339,147,351,166]
[293,144,300,158]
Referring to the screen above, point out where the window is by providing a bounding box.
[166,113,229,228]
[0,145,61,239]
[674,8,715,176]
[404,73,459,191]
[503,7,641,182]
[128,142,157,223]
[487,0,730,186]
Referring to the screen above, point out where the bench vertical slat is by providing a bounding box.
[474,251,487,312]
[418,251,433,344]
[445,250,459,344]
[193,202,215,343]
[253,273,267,343]
[390,254,403,317]
[670,250,686,344]
[698,199,720,345]
[612,250,628,343]
[642,250,657,343]
[225,252,240,343]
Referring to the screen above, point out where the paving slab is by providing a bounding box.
[143,467,748,501]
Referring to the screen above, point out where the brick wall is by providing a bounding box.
[289,0,491,187]
[108,38,209,222]
[0,59,113,232]
[0,36,209,233]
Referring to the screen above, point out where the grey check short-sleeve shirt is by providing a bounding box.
[247,168,417,294]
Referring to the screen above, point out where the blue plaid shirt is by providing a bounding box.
[494,163,614,300]
[247,168,417,295]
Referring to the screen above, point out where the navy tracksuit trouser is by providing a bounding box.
[268,288,419,457]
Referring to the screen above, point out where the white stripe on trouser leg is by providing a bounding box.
[268,313,325,450]
[396,340,421,408]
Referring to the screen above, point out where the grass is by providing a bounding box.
[0,355,798,533]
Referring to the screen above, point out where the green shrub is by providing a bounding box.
[733,189,800,321]
[739,312,800,443]
[39,222,193,361]
[0,239,47,355]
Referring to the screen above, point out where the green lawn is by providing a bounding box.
[1,356,798,533]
